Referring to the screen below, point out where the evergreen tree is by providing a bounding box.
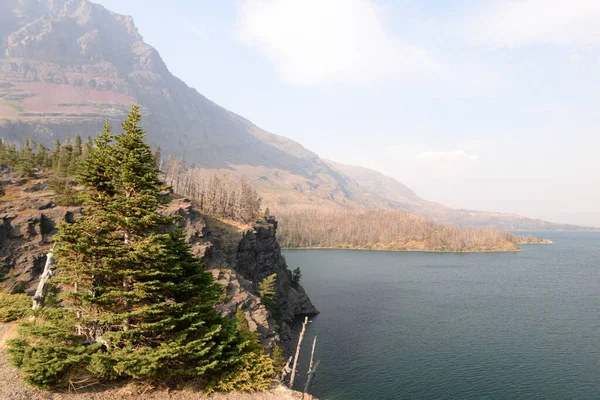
[4,144,19,170]
[8,105,273,390]
[258,273,281,324]
[48,139,77,205]
[18,138,36,177]
[73,135,83,158]
[50,139,61,170]
[36,144,49,169]
[68,135,83,174]
[258,273,278,309]
[291,267,302,288]
[0,138,5,167]
[82,136,93,160]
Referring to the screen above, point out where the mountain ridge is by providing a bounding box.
[324,159,595,230]
[0,0,591,231]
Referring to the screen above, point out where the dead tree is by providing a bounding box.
[302,336,319,399]
[32,247,55,310]
[280,356,293,383]
[302,361,320,400]
[289,316,308,388]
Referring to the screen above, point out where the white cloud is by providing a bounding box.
[414,149,478,161]
[468,0,600,47]
[184,20,210,39]
[236,0,441,86]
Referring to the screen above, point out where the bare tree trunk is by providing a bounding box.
[289,316,308,389]
[280,356,293,383]
[302,360,320,399]
[32,248,55,310]
[302,336,317,394]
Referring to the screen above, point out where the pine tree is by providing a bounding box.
[258,273,278,310]
[82,136,93,160]
[18,138,36,177]
[36,144,49,169]
[4,144,19,170]
[68,135,83,174]
[73,135,83,158]
[0,138,5,167]
[8,105,273,390]
[291,267,302,288]
[50,139,61,170]
[48,139,77,205]
[258,273,282,324]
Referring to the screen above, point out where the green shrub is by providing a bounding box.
[0,293,31,322]
[7,308,101,389]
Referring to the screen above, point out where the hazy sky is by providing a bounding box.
[96,0,600,226]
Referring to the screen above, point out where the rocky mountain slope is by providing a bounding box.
[0,0,587,230]
[0,175,317,349]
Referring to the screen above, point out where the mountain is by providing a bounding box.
[325,160,592,230]
[0,0,589,231]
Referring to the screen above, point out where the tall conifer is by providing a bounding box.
[18,138,36,177]
[8,105,273,390]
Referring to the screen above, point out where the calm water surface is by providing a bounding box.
[284,232,600,400]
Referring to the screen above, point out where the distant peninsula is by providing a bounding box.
[272,205,552,253]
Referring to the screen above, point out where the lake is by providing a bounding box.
[283,232,600,400]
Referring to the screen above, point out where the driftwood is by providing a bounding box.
[302,335,319,398]
[32,248,56,310]
[303,360,320,398]
[289,316,308,388]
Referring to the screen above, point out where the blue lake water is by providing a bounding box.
[283,232,600,399]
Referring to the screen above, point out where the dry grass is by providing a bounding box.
[0,322,19,351]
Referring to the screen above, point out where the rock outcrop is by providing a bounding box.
[0,178,318,349]
[162,198,318,348]
[0,178,80,291]
[235,217,319,322]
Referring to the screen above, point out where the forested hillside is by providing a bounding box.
[271,204,549,252]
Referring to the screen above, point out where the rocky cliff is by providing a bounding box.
[0,176,318,348]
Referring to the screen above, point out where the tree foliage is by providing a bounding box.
[7,105,274,391]
[0,293,31,322]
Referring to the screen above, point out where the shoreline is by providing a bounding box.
[281,246,525,254]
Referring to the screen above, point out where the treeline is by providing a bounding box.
[0,135,92,204]
[0,135,92,176]
[1,137,261,223]
[518,235,553,244]
[271,204,522,252]
[163,156,261,223]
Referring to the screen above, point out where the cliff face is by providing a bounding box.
[235,218,319,322]
[0,177,317,348]
[162,198,318,347]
